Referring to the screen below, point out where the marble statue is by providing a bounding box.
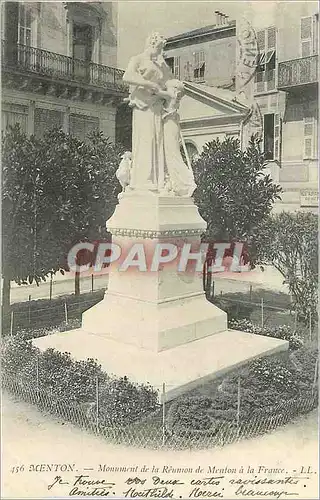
[123,32,196,197]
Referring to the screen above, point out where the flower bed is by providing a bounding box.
[229,318,304,350]
[166,344,318,433]
[1,336,159,425]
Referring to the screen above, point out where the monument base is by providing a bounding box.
[33,193,289,400]
[33,328,288,401]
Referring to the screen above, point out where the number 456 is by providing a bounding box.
[11,465,25,474]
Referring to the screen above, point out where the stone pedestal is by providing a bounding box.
[34,192,289,401]
[82,193,227,351]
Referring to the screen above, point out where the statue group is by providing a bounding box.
[117,32,196,198]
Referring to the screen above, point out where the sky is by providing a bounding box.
[116,1,277,68]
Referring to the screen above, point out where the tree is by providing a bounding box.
[2,125,125,309]
[192,135,282,298]
[2,125,56,314]
[254,211,318,323]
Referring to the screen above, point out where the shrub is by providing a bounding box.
[10,318,82,341]
[229,318,304,351]
[167,396,214,431]
[168,344,318,431]
[249,357,299,394]
[290,346,318,386]
[1,336,158,422]
[89,376,159,426]
[1,336,39,379]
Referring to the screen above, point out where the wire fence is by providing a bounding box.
[2,295,103,335]
[2,290,316,344]
[2,372,318,450]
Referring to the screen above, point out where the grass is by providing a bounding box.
[2,290,105,334]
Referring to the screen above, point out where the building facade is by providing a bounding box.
[252,2,318,212]
[164,6,319,212]
[164,12,236,88]
[1,1,127,142]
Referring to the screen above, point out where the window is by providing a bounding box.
[34,109,63,138]
[165,57,174,73]
[73,23,94,61]
[193,51,205,81]
[300,16,318,57]
[303,117,317,159]
[70,114,99,142]
[1,103,28,134]
[17,3,32,67]
[263,113,280,161]
[263,114,274,160]
[72,23,94,80]
[18,3,32,46]
[165,56,181,78]
[255,27,277,93]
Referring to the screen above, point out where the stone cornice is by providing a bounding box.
[108,228,204,239]
[1,72,125,106]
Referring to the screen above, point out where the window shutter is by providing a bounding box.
[184,61,192,81]
[194,51,199,68]
[301,17,312,57]
[312,15,318,54]
[257,72,265,93]
[274,114,280,160]
[301,17,312,39]
[267,27,276,50]
[303,117,315,158]
[255,28,277,93]
[257,29,266,52]
[34,109,63,138]
[266,68,275,90]
[2,103,28,133]
[174,56,180,79]
[70,114,99,142]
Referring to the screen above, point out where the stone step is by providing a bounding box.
[33,328,288,402]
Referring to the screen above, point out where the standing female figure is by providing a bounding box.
[123,32,171,192]
[123,32,196,197]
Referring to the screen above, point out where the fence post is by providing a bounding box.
[309,310,312,343]
[162,383,166,447]
[91,273,94,293]
[236,376,241,437]
[28,295,32,325]
[36,355,40,403]
[95,376,99,434]
[312,359,318,396]
[294,310,297,332]
[249,285,252,301]
[10,311,14,337]
[49,272,53,301]
[261,298,264,328]
[64,300,68,325]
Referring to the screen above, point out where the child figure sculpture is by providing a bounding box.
[116,151,133,195]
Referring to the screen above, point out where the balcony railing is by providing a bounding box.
[278,55,318,90]
[1,40,126,92]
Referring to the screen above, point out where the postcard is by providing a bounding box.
[1,1,318,499]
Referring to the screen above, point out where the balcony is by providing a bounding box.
[278,55,318,91]
[1,40,127,101]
